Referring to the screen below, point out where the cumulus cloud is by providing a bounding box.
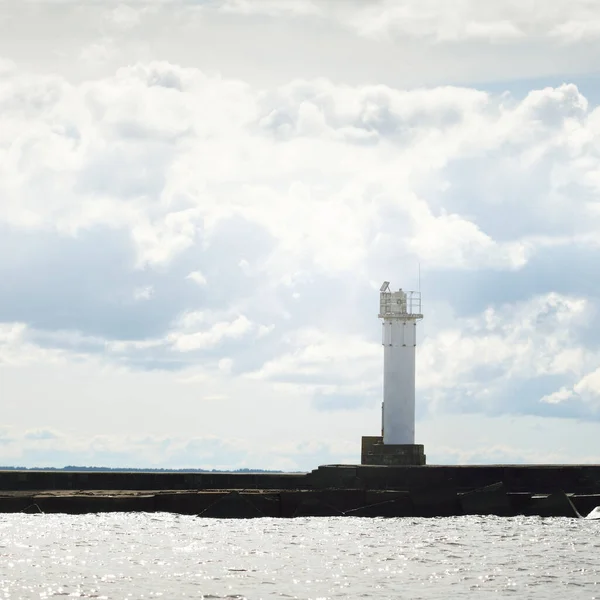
[2,61,566,283]
[539,357,600,413]
[2,65,600,371]
[2,5,600,466]
[418,293,596,418]
[0,323,73,367]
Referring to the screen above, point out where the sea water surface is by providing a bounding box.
[0,513,599,599]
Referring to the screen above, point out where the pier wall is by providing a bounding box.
[2,464,600,518]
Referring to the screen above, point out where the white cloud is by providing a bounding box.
[208,0,600,46]
[249,328,379,386]
[70,0,600,49]
[540,387,573,405]
[0,323,72,367]
[339,1,522,43]
[1,64,600,278]
[186,270,207,285]
[329,0,600,44]
[418,294,591,404]
[169,315,255,352]
[542,362,600,412]
[406,199,530,270]
[576,368,600,395]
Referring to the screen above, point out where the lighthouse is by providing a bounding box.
[361,282,426,465]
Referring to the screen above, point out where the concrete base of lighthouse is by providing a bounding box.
[361,436,426,466]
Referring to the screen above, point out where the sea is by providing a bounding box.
[0,513,599,599]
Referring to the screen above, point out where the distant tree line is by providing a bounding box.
[0,466,285,473]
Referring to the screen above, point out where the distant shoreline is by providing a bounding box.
[0,466,291,473]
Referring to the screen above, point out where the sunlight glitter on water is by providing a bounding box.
[0,514,599,599]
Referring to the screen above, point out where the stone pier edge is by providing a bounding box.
[1,464,600,518]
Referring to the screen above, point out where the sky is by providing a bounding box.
[2,0,600,470]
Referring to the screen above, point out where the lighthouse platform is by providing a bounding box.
[361,436,426,466]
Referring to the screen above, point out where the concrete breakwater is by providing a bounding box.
[2,464,600,518]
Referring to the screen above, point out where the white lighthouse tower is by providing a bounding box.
[361,282,426,465]
[379,282,422,444]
